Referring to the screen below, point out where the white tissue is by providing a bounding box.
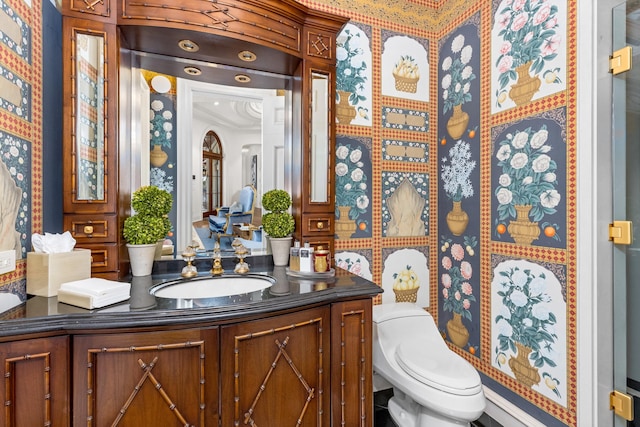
[31,231,76,254]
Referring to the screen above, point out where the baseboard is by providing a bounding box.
[483,386,547,427]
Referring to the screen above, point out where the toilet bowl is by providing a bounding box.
[372,303,485,427]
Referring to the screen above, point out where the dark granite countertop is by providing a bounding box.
[0,259,382,339]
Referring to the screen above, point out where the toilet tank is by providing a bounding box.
[373,303,448,351]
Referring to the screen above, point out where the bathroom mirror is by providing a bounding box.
[121,49,292,255]
[75,32,106,201]
[310,71,330,204]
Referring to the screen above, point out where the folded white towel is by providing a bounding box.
[60,278,130,297]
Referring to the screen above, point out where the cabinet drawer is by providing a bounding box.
[301,215,333,235]
[75,243,119,273]
[64,215,117,243]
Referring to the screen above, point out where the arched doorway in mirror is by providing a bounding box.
[202,130,223,219]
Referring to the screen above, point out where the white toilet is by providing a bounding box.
[372,303,486,426]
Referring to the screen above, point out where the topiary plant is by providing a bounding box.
[123,215,167,245]
[261,189,295,238]
[131,185,173,216]
[123,185,173,245]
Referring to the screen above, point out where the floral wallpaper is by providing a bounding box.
[491,109,567,248]
[335,135,372,238]
[146,81,177,251]
[336,23,372,126]
[381,31,429,102]
[491,0,567,113]
[0,0,41,301]
[320,0,577,425]
[491,257,567,407]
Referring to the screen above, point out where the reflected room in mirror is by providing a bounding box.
[120,51,290,258]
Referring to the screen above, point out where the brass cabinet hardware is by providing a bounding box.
[317,222,324,229]
[83,225,94,235]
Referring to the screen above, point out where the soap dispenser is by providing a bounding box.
[289,240,301,271]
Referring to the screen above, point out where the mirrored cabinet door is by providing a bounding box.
[63,18,117,214]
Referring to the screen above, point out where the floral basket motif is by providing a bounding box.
[393,73,419,93]
[393,287,419,303]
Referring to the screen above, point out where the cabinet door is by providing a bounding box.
[220,307,330,426]
[62,17,118,215]
[0,335,70,426]
[73,328,218,427]
[331,299,374,427]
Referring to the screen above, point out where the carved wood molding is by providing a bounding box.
[4,352,52,426]
[84,341,205,427]
[338,309,367,424]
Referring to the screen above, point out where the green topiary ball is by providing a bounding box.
[262,189,291,213]
[262,212,295,238]
[132,186,173,216]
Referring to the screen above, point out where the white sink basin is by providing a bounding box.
[153,276,273,299]
[149,274,276,308]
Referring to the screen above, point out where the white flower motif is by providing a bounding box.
[532,154,551,173]
[461,65,473,80]
[510,152,529,169]
[451,34,465,53]
[529,277,546,296]
[499,174,511,187]
[336,46,348,61]
[442,89,449,100]
[356,195,369,209]
[510,290,528,307]
[512,269,528,286]
[496,145,512,161]
[162,110,173,120]
[441,74,452,90]
[335,162,348,176]
[522,176,533,185]
[336,146,349,159]
[151,99,164,111]
[463,83,470,94]
[351,168,364,182]
[349,149,362,163]
[530,129,549,148]
[532,304,550,321]
[496,318,513,336]
[511,131,529,149]
[496,188,513,205]
[461,45,473,64]
[543,172,557,182]
[162,122,173,132]
[540,189,561,208]
[442,56,453,71]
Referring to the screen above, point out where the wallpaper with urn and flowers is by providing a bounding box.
[0,0,579,424]
[305,0,576,425]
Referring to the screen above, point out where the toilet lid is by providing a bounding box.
[395,340,481,396]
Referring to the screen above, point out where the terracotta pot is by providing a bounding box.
[446,312,469,348]
[335,205,357,239]
[509,61,541,106]
[446,104,469,140]
[150,144,168,167]
[508,342,541,387]
[336,90,357,124]
[507,204,540,246]
[446,200,469,236]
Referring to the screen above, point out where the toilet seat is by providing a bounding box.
[395,340,482,396]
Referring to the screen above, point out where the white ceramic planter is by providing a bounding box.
[126,243,157,276]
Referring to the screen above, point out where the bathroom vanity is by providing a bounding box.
[0,266,381,426]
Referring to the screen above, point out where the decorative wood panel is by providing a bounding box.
[220,307,330,426]
[119,0,302,55]
[0,336,69,427]
[331,299,373,427]
[73,328,218,427]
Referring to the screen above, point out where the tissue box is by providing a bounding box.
[27,249,92,297]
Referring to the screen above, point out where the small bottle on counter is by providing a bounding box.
[314,246,330,273]
[289,240,301,271]
[299,242,314,273]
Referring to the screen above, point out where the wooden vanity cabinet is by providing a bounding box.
[61,16,125,280]
[72,327,219,426]
[0,335,70,426]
